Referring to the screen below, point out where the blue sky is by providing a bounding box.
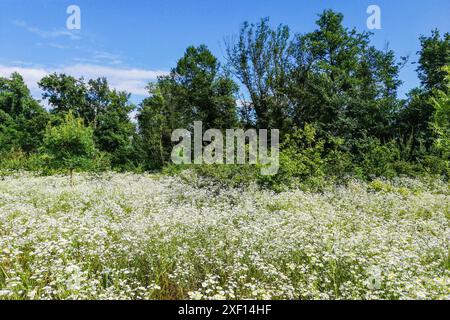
[1,0,449,103]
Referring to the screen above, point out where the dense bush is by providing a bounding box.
[0,149,44,174]
[41,112,109,181]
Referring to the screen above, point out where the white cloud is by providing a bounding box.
[0,64,168,98]
[47,43,70,50]
[91,51,123,65]
[60,64,167,96]
[13,20,81,40]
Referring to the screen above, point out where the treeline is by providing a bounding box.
[0,11,449,187]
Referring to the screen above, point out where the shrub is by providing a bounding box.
[186,124,330,191]
[352,138,400,179]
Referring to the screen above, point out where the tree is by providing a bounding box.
[40,74,137,169]
[39,73,88,119]
[138,45,238,168]
[430,66,450,160]
[398,30,449,152]
[417,30,450,91]
[288,10,402,141]
[42,112,97,183]
[138,81,178,169]
[86,77,111,128]
[0,73,49,153]
[226,18,292,130]
[173,45,238,129]
[94,89,137,169]
[39,74,116,128]
[226,11,403,141]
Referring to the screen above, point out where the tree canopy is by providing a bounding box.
[0,10,448,180]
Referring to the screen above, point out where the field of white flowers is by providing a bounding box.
[0,172,449,300]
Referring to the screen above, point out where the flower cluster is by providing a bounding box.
[0,173,449,299]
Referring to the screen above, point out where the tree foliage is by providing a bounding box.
[39,75,137,169]
[138,45,238,169]
[227,11,403,141]
[398,30,450,151]
[0,73,49,153]
[0,10,448,182]
[430,66,450,160]
[42,112,97,179]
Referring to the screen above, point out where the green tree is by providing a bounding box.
[138,45,238,168]
[226,18,292,130]
[95,89,137,169]
[42,112,97,182]
[86,77,111,128]
[39,73,88,119]
[138,81,177,169]
[227,11,403,141]
[173,45,238,129]
[417,30,450,91]
[398,30,450,152]
[0,73,49,153]
[288,10,402,140]
[39,74,137,169]
[430,66,450,161]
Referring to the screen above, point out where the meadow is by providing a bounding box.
[0,172,448,300]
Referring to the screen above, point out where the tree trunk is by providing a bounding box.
[70,169,74,186]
